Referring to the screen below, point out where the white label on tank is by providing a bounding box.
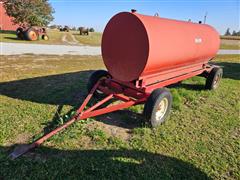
[195,38,202,44]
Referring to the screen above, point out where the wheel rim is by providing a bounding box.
[96,76,108,94]
[213,73,221,88]
[155,98,168,121]
[29,31,37,40]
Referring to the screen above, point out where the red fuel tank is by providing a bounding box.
[101,12,220,82]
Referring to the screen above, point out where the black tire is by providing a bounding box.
[24,28,39,41]
[42,34,49,40]
[143,88,172,127]
[87,70,111,98]
[205,67,223,90]
[16,27,24,40]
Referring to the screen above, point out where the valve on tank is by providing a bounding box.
[131,9,137,13]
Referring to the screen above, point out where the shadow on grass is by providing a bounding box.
[169,83,206,91]
[4,37,20,41]
[0,145,211,179]
[213,62,240,80]
[0,70,93,106]
[167,82,206,91]
[1,59,239,106]
[0,70,142,129]
[95,110,144,129]
[0,30,16,34]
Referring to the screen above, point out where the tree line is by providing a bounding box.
[3,0,54,26]
[224,28,240,36]
[48,25,95,32]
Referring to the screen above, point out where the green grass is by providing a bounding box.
[220,38,240,50]
[0,55,239,179]
[220,43,240,50]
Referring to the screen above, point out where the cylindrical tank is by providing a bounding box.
[101,12,220,82]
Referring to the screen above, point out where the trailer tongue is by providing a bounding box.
[10,79,148,159]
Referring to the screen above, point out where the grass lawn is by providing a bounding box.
[220,36,240,50]
[220,40,240,50]
[0,54,239,179]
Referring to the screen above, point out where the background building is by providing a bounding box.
[0,2,19,30]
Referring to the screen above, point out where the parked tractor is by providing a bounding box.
[79,27,89,35]
[59,26,70,32]
[16,26,49,41]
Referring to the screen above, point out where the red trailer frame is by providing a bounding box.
[10,62,217,159]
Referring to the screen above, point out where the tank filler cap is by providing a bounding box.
[131,9,137,13]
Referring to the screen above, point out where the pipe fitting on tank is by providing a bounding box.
[131,9,137,13]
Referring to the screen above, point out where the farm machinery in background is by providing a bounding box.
[59,26,70,32]
[79,27,94,35]
[16,26,49,41]
[58,25,94,35]
[79,27,89,35]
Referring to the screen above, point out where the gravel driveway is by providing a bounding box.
[0,42,239,55]
[0,42,101,56]
[217,49,240,55]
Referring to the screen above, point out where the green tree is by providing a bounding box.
[89,28,95,32]
[232,30,237,36]
[3,0,54,26]
[224,28,231,36]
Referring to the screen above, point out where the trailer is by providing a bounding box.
[10,10,222,159]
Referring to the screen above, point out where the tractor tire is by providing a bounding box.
[16,27,24,40]
[24,28,39,41]
[143,88,172,127]
[205,67,223,90]
[87,70,111,98]
[42,34,49,40]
